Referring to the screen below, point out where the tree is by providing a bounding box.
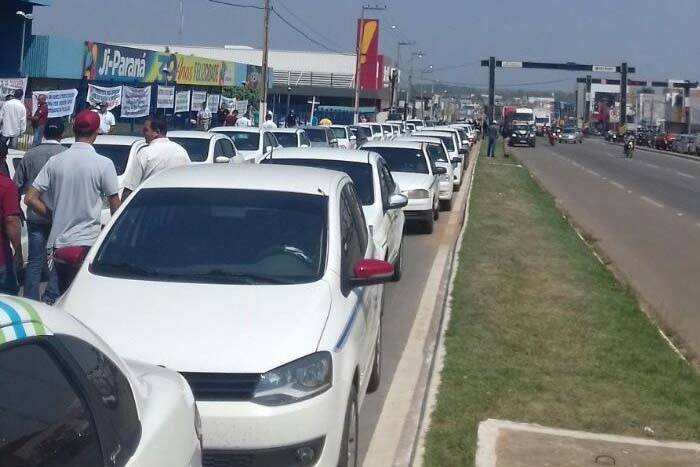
[639,87,655,94]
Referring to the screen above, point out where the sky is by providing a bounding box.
[33,0,700,92]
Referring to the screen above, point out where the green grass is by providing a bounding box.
[422,139,700,466]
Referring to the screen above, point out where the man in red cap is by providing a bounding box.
[25,109,121,293]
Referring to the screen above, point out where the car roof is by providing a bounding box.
[168,130,218,140]
[268,147,376,164]
[399,136,444,144]
[270,128,302,134]
[210,126,261,134]
[362,140,423,150]
[62,135,144,145]
[304,126,330,130]
[142,163,348,195]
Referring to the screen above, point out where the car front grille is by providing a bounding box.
[180,372,260,401]
[202,437,325,467]
[203,452,255,467]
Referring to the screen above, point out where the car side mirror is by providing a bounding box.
[385,193,408,211]
[458,148,468,155]
[215,156,231,164]
[434,166,447,175]
[451,157,461,164]
[349,259,395,287]
[330,139,338,145]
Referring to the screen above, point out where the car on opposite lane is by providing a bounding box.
[1,296,202,467]
[508,123,537,147]
[557,127,582,144]
[361,141,445,233]
[209,127,281,161]
[261,148,407,278]
[60,164,396,467]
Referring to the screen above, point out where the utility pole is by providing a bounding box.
[488,56,496,123]
[620,62,628,135]
[406,51,424,120]
[260,0,271,127]
[354,4,386,124]
[16,11,33,76]
[585,74,592,127]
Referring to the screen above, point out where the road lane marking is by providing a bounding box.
[678,212,685,217]
[571,161,583,169]
[363,246,450,467]
[640,196,665,208]
[609,181,625,189]
[676,171,695,179]
[644,162,661,170]
[586,169,601,177]
[627,190,633,194]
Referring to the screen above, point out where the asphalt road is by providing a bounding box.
[511,137,700,357]
[358,156,472,465]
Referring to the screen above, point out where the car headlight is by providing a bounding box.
[403,189,430,199]
[512,133,517,138]
[252,352,332,406]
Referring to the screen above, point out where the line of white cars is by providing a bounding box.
[3,118,472,467]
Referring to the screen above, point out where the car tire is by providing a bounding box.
[392,246,403,281]
[337,386,359,467]
[441,198,453,211]
[367,320,382,393]
[433,204,440,221]
[423,217,434,234]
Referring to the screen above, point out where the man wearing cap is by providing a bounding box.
[30,94,49,147]
[14,118,66,303]
[96,102,116,135]
[121,116,190,201]
[25,110,120,293]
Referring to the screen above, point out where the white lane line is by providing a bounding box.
[676,171,695,179]
[627,189,633,194]
[571,161,583,169]
[640,195,665,208]
[363,245,450,467]
[586,169,601,177]
[678,212,685,217]
[609,180,625,189]
[644,162,661,170]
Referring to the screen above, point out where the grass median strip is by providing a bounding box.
[422,139,700,466]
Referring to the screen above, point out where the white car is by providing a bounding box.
[358,123,383,142]
[398,136,457,210]
[411,131,465,187]
[270,128,311,148]
[261,147,407,277]
[210,127,281,161]
[168,130,245,164]
[385,120,406,134]
[381,124,396,140]
[407,119,425,130]
[0,296,202,467]
[60,164,397,467]
[360,141,444,233]
[329,125,356,149]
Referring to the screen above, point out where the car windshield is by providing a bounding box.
[264,159,374,205]
[91,188,327,285]
[514,125,530,132]
[305,129,328,142]
[272,132,299,147]
[167,138,209,162]
[367,147,428,174]
[215,131,259,151]
[426,143,448,162]
[535,117,549,124]
[370,124,382,135]
[382,125,393,133]
[329,127,347,139]
[93,144,133,175]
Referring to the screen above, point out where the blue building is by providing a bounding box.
[0,0,52,77]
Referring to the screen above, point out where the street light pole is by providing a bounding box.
[260,0,271,127]
[394,40,415,110]
[354,4,386,124]
[407,51,424,119]
[16,11,33,76]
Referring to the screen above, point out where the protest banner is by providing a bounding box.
[220,96,236,110]
[174,90,191,113]
[121,86,151,118]
[191,90,207,111]
[87,84,122,109]
[32,89,79,118]
[236,99,249,114]
[0,78,27,97]
[157,86,175,109]
[207,93,221,112]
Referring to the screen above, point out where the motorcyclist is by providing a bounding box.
[623,130,635,156]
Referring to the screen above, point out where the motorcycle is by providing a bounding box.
[624,139,635,158]
[549,131,557,146]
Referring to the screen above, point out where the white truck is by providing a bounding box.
[533,108,552,136]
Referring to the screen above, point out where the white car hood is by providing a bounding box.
[392,172,433,191]
[61,275,332,373]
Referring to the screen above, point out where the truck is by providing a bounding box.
[533,108,552,136]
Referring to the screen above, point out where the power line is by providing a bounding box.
[208,0,265,9]
[270,8,351,55]
[274,0,350,53]
[431,61,481,72]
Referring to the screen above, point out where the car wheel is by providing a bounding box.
[367,319,382,393]
[337,386,359,467]
[434,204,440,221]
[441,198,453,211]
[392,246,403,281]
[423,217,434,234]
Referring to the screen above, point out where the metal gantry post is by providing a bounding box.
[585,74,592,126]
[620,62,628,134]
[488,56,496,124]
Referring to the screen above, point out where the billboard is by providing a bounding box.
[84,42,176,83]
[356,19,382,90]
[175,55,235,86]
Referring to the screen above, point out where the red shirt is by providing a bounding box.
[32,102,49,129]
[0,175,20,265]
[225,115,238,126]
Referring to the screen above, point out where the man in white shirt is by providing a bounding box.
[197,102,212,131]
[0,90,27,149]
[121,116,190,201]
[261,112,277,129]
[96,102,116,134]
[236,113,252,127]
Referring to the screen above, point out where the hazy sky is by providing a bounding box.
[33,0,700,91]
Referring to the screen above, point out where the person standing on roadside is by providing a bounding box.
[96,102,116,135]
[261,113,277,129]
[487,120,498,158]
[285,110,296,128]
[225,109,238,126]
[235,112,252,127]
[121,117,190,202]
[0,89,27,149]
[30,94,49,147]
[197,102,212,131]
[25,110,120,294]
[0,158,22,295]
[13,118,65,303]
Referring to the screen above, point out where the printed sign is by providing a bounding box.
[174,90,191,114]
[501,61,523,68]
[236,99,249,114]
[121,86,151,118]
[191,90,208,111]
[87,84,122,109]
[32,89,79,118]
[592,65,617,73]
[220,96,236,110]
[157,86,175,109]
[175,55,235,86]
[84,42,176,83]
[0,78,27,98]
[207,94,221,112]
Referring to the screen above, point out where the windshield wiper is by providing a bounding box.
[192,270,291,285]
[92,262,162,277]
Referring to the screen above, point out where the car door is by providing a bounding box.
[213,139,227,163]
[220,137,243,163]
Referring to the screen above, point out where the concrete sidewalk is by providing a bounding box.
[477,420,700,467]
